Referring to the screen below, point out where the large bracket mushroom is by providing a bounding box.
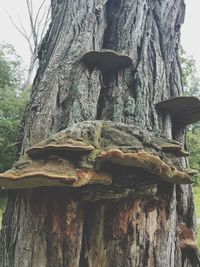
[0,156,112,189]
[0,121,196,196]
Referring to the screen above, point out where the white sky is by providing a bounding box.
[181,0,200,74]
[0,0,199,75]
[0,0,50,69]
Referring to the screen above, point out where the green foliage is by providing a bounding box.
[197,225,200,249]
[0,43,24,90]
[187,129,200,185]
[194,186,200,217]
[180,47,200,185]
[0,43,29,172]
[179,47,200,97]
[194,186,200,248]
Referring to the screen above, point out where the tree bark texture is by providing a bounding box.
[1,0,198,266]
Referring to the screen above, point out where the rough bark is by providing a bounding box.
[1,0,198,266]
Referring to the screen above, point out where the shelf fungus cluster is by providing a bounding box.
[0,121,197,199]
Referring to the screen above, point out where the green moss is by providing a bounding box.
[81,149,102,169]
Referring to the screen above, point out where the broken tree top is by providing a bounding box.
[156,96,200,125]
[81,50,132,71]
[0,121,195,195]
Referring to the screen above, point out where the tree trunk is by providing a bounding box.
[1,0,198,266]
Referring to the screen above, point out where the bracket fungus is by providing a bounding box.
[0,121,195,193]
[184,169,198,176]
[0,156,112,189]
[156,96,200,125]
[97,149,192,184]
[26,138,95,158]
[81,50,132,72]
[159,143,190,157]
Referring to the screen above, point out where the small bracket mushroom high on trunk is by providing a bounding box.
[156,96,200,126]
[81,50,133,72]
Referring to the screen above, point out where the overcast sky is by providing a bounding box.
[0,0,199,74]
[0,0,50,68]
[181,0,200,73]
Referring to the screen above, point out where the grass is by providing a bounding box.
[194,186,200,248]
[197,225,200,249]
[194,186,200,217]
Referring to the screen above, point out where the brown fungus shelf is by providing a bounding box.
[96,149,192,184]
[81,50,132,71]
[156,96,200,125]
[0,156,112,190]
[26,138,95,158]
[159,143,190,157]
[0,121,195,191]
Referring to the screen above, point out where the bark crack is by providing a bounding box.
[96,73,110,120]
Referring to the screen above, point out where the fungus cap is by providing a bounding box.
[160,143,190,157]
[81,50,132,71]
[0,157,112,189]
[0,157,77,189]
[97,149,192,184]
[156,96,200,125]
[184,169,198,176]
[26,139,95,158]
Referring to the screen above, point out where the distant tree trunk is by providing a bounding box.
[21,51,37,91]
[1,0,197,266]
[8,0,51,92]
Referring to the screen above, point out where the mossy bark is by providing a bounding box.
[1,0,198,266]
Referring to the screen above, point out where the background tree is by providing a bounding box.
[0,43,28,228]
[180,47,200,97]
[0,43,28,172]
[0,0,198,266]
[180,48,200,184]
[7,0,51,91]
